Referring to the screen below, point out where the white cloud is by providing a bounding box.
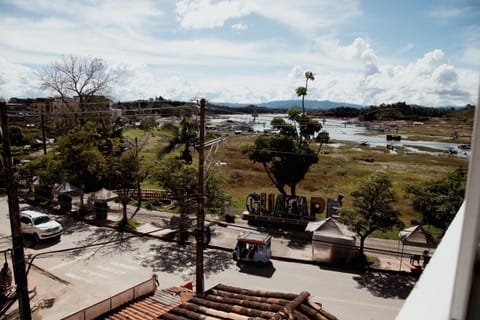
[251,0,362,34]
[0,56,42,99]
[0,11,283,69]
[0,1,477,107]
[312,37,379,76]
[351,38,379,76]
[431,7,464,19]
[461,26,480,66]
[432,64,458,85]
[0,1,168,65]
[350,49,476,106]
[462,47,480,65]
[175,0,362,33]
[1,47,477,107]
[232,23,248,31]
[176,0,250,29]
[412,49,448,76]
[398,43,414,54]
[8,0,164,31]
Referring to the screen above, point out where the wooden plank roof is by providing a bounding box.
[159,284,338,320]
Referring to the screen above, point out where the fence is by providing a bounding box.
[61,275,158,320]
[128,189,173,202]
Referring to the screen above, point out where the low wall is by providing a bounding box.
[61,275,158,320]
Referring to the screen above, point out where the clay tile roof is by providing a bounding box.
[105,288,194,320]
[158,284,338,320]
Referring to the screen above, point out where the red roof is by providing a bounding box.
[97,282,337,320]
[160,283,338,320]
[104,287,193,320]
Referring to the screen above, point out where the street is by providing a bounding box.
[0,196,411,320]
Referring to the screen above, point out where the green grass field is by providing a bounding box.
[126,119,470,230]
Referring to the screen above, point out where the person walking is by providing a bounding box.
[0,262,13,299]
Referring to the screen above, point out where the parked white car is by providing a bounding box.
[20,210,63,242]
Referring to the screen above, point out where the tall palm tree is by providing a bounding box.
[296,71,315,114]
[158,117,198,164]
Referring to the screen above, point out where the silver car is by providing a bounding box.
[20,210,63,242]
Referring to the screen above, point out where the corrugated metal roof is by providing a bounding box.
[150,289,182,305]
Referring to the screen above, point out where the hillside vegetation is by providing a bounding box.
[136,116,470,239]
[318,102,475,124]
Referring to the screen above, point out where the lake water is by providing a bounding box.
[207,113,470,157]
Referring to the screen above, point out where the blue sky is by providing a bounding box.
[0,0,479,107]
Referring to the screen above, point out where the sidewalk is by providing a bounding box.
[99,206,422,274]
[1,199,421,319]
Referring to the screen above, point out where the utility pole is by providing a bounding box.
[195,98,206,294]
[41,113,47,155]
[0,101,32,319]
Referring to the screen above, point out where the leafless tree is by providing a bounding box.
[40,55,114,124]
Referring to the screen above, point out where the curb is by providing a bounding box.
[58,212,419,277]
[28,263,70,285]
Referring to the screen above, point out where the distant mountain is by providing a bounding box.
[212,100,364,110]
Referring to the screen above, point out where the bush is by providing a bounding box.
[117,218,140,230]
[144,200,153,210]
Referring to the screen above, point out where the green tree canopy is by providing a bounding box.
[341,173,403,255]
[152,156,229,215]
[54,122,108,190]
[243,108,328,197]
[106,135,149,225]
[24,121,120,192]
[158,117,198,164]
[8,125,33,146]
[406,167,467,231]
[20,152,66,187]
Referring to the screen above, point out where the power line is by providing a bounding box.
[25,223,174,276]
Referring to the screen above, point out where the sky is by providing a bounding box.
[0,0,479,107]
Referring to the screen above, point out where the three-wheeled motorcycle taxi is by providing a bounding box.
[233,231,272,264]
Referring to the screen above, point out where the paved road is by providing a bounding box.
[0,196,414,320]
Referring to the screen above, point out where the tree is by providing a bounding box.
[205,172,232,215]
[20,152,66,189]
[154,157,199,215]
[153,157,229,215]
[243,108,328,197]
[340,173,403,256]
[40,55,114,125]
[8,125,33,146]
[152,156,229,241]
[53,122,108,191]
[406,167,467,232]
[315,130,330,153]
[108,137,147,227]
[158,118,198,164]
[296,71,315,114]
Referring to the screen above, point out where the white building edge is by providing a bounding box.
[397,85,480,320]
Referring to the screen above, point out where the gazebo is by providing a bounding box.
[53,182,82,196]
[89,188,119,219]
[92,188,119,203]
[398,225,436,270]
[53,182,82,212]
